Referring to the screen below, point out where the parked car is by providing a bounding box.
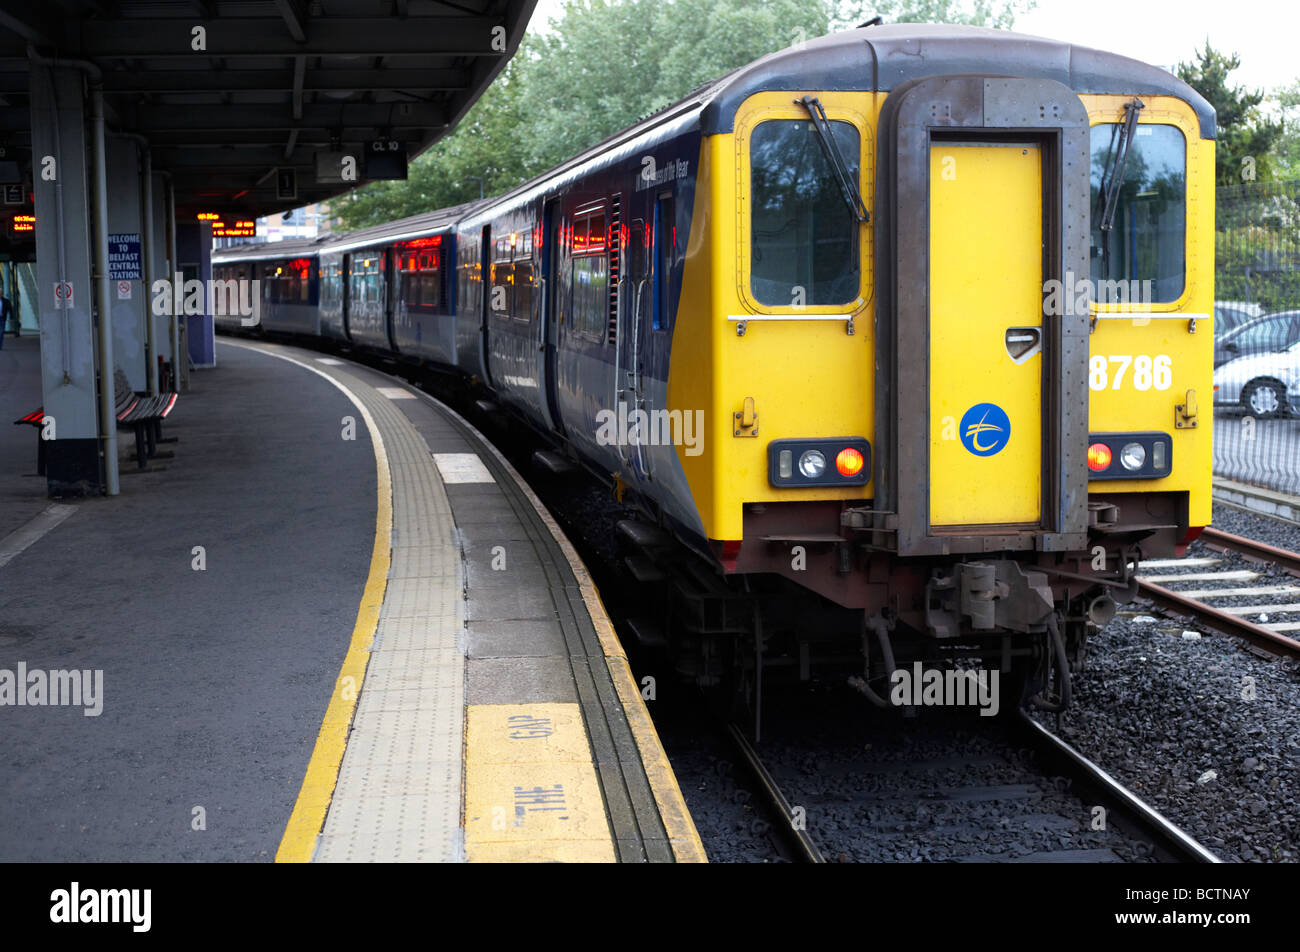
[1214,310,1300,368]
[1215,300,1263,337]
[1214,337,1300,417]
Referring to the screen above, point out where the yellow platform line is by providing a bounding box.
[223,342,392,863]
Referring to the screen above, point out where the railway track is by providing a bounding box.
[1135,528,1300,660]
[727,711,1219,864]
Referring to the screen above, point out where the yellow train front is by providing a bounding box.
[658,24,1214,708]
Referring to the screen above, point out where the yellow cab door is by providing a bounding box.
[928,142,1044,528]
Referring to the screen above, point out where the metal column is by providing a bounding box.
[28,58,117,496]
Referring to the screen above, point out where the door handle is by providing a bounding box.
[1004,326,1042,364]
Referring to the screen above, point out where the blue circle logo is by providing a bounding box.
[959,403,1011,457]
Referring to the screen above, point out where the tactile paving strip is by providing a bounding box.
[310,366,465,864]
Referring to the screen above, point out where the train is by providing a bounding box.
[215,23,1215,713]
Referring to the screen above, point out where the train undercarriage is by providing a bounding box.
[613,490,1193,722]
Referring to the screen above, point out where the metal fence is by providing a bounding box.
[1212,181,1300,496]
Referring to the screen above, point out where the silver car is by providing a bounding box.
[1214,339,1300,417]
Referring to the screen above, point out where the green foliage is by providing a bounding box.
[332,0,1032,231]
[1215,229,1300,313]
[1216,184,1300,312]
[831,0,1031,30]
[1271,80,1300,181]
[1179,44,1300,311]
[521,0,830,171]
[1176,42,1283,186]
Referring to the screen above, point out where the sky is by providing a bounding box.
[526,0,1299,95]
[1016,0,1296,94]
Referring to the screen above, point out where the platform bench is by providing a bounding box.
[12,371,177,474]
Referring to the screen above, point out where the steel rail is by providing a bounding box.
[1017,712,1221,864]
[1136,579,1300,661]
[726,723,825,864]
[1200,527,1300,578]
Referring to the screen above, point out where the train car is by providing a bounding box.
[452,98,701,533]
[320,203,482,362]
[210,254,256,334]
[212,238,322,336]
[212,23,1216,712]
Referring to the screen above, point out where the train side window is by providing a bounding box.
[399,244,443,311]
[653,196,674,331]
[1089,123,1186,303]
[586,211,606,254]
[572,256,608,339]
[627,221,646,283]
[514,256,534,323]
[570,205,608,340]
[421,270,438,310]
[321,260,338,306]
[626,220,646,334]
[750,119,861,306]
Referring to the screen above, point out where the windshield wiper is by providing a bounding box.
[1099,97,1144,232]
[797,95,869,223]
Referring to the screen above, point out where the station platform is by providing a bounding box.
[1,335,49,540]
[0,338,703,863]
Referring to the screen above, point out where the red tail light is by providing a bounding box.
[835,447,864,477]
[1087,442,1113,472]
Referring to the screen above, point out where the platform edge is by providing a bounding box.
[419,391,709,864]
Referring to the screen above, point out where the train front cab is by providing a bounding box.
[675,75,1212,654]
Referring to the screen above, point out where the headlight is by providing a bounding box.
[798,450,826,479]
[1119,442,1146,471]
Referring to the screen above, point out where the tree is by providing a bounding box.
[832,0,1031,30]
[520,0,834,171]
[1270,79,1300,181]
[333,0,1033,230]
[1177,41,1282,185]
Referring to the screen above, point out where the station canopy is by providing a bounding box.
[0,0,537,219]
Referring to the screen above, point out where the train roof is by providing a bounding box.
[211,200,487,263]
[211,236,324,264]
[698,23,1215,139]
[318,199,489,255]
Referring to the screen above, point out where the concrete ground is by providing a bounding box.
[0,341,374,860]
